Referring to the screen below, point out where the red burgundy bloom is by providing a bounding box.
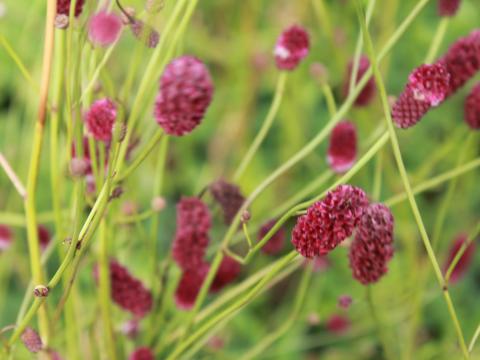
[172,197,211,271]
[349,203,395,285]
[129,347,154,360]
[258,219,285,255]
[21,327,43,353]
[85,98,117,141]
[465,83,480,129]
[443,233,476,283]
[438,0,462,17]
[154,56,214,136]
[291,185,369,258]
[210,256,241,293]
[326,314,350,335]
[327,121,357,173]
[343,56,376,106]
[0,224,13,251]
[209,180,245,225]
[57,0,85,17]
[274,25,310,71]
[175,264,209,310]
[88,11,123,47]
[38,225,51,251]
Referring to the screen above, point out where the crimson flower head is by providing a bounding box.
[0,225,13,251]
[258,219,285,255]
[291,185,369,258]
[465,83,480,129]
[38,225,51,251]
[349,203,395,285]
[175,264,209,310]
[129,347,154,360]
[326,314,350,335]
[327,121,357,174]
[57,0,85,17]
[209,180,245,225]
[88,11,123,47]
[154,56,214,136]
[21,327,42,353]
[438,0,462,17]
[210,256,241,293]
[85,98,117,142]
[274,25,310,71]
[172,197,211,270]
[444,233,476,284]
[343,56,376,106]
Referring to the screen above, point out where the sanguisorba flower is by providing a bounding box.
[338,295,352,309]
[38,225,51,251]
[291,185,369,258]
[326,314,351,335]
[0,224,13,251]
[21,327,42,353]
[172,197,211,271]
[209,179,245,225]
[174,264,209,310]
[210,256,241,293]
[57,0,85,17]
[343,56,376,106]
[438,0,462,17]
[88,11,123,47]
[392,63,450,128]
[257,219,285,255]
[443,233,476,284]
[85,98,117,142]
[154,56,214,136]
[465,83,480,129]
[274,25,310,71]
[327,121,357,174]
[129,347,154,360]
[349,203,394,285]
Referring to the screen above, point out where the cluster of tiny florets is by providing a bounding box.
[343,56,376,106]
[327,121,357,173]
[174,264,209,310]
[57,0,85,17]
[209,179,245,225]
[154,56,214,136]
[464,83,480,129]
[274,25,310,71]
[21,327,43,353]
[210,256,242,293]
[438,0,462,17]
[258,219,285,255]
[291,185,369,258]
[85,98,117,141]
[129,347,155,360]
[349,203,395,285]
[88,11,123,47]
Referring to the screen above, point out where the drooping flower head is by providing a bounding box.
[326,314,351,335]
[291,185,369,258]
[154,56,214,136]
[349,203,395,285]
[438,0,462,17]
[175,264,209,310]
[327,121,357,174]
[258,219,285,255]
[172,197,211,270]
[209,180,245,225]
[210,256,241,293]
[343,56,376,106]
[21,327,43,353]
[443,233,476,284]
[85,98,117,142]
[57,0,85,17]
[0,224,13,251]
[38,225,51,251]
[88,11,123,47]
[274,25,310,71]
[465,83,480,129]
[129,347,154,360]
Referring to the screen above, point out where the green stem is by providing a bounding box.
[321,83,337,117]
[469,324,480,353]
[234,72,288,180]
[425,18,449,63]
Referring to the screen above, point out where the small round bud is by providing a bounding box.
[110,186,124,200]
[69,158,89,178]
[151,196,166,212]
[54,14,69,29]
[33,285,49,297]
[21,327,43,353]
[240,210,251,223]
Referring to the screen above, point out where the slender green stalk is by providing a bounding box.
[354,1,468,357]
[0,153,26,198]
[372,149,383,200]
[234,72,288,180]
[321,83,337,117]
[425,18,449,63]
[469,324,480,353]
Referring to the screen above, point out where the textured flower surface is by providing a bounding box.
[465,83,480,129]
[172,197,211,270]
[349,203,395,285]
[407,63,450,106]
[291,185,369,258]
[21,327,42,353]
[175,264,209,310]
[438,0,462,17]
[210,256,241,293]
[85,98,117,141]
[391,86,432,128]
[154,56,214,136]
[326,314,351,335]
[343,56,376,106]
[443,233,476,283]
[274,25,310,70]
[57,0,85,17]
[0,224,12,251]
[258,219,285,255]
[327,121,357,173]
[129,347,154,360]
[210,180,245,225]
[88,11,123,47]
